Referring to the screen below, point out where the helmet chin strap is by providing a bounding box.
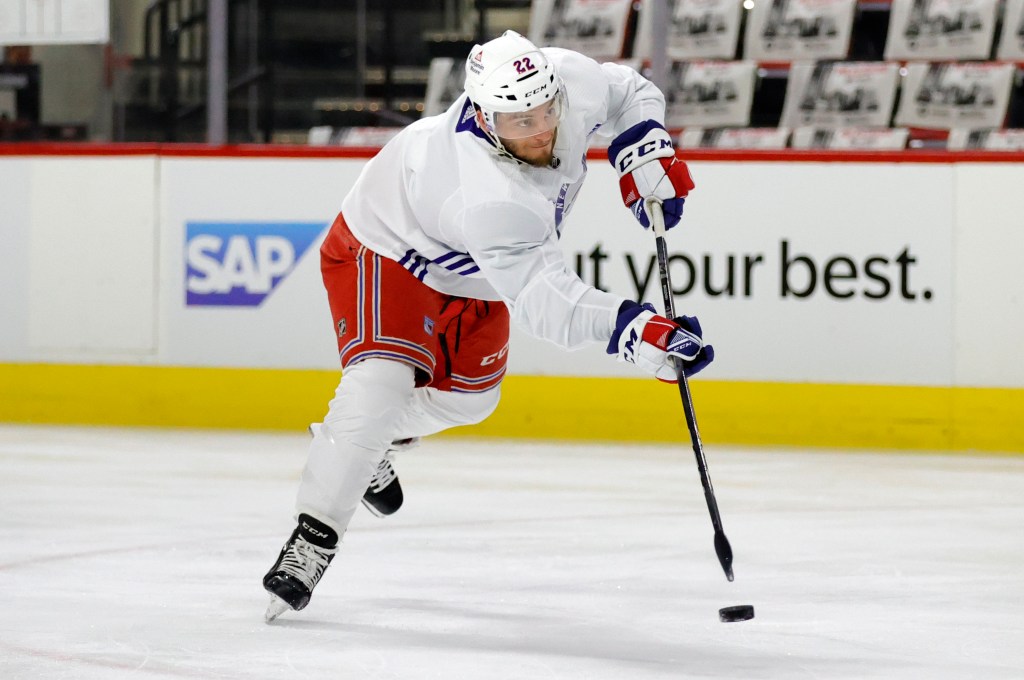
[487,130,524,164]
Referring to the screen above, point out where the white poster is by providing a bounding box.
[634,0,743,59]
[669,0,743,58]
[0,0,109,45]
[306,127,401,147]
[791,127,910,149]
[677,126,791,148]
[540,0,634,60]
[884,0,999,60]
[947,128,1024,150]
[528,0,559,44]
[895,62,1015,130]
[665,61,757,127]
[0,88,15,119]
[996,0,1024,60]
[423,57,465,117]
[743,0,857,61]
[306,126,341,146]
[337,127,402,147]
[781,61,900,129]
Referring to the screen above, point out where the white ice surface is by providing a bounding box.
[0,425,1022,679]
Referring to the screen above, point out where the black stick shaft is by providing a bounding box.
[647,199,734,581]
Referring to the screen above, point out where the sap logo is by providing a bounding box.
[185,222,327,306]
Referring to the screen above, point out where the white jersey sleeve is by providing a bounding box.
[458,200,622,350]
[594,60,667,138]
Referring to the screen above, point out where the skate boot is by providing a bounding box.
[263,513,339,623]
[361,437,418,517]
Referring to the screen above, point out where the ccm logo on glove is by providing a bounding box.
[608,300,714,382]
[614,136,674,174]
[608,120,694,230]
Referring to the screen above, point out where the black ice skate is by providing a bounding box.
[361,437,418,517]
[263,514,339,623]
[362,452,404,517]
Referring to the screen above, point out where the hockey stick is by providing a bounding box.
[646,198,735,582]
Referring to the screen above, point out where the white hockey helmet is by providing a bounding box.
[464,30,563,143]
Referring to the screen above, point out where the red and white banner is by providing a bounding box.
[744,0,857,61]
[781,61,900,129]
[665,61,757,127]
[996,0,1024,60]
[895,62,1015,130]
[884,0,999,60]
[791,127,910,149]
[947,129,1024,150]
[535,0,634,61]
[677,126,791,148]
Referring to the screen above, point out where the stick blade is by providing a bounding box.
[714,530,734,582]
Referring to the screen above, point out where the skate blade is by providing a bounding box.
[361,497,386,518]
[264,594,292,624]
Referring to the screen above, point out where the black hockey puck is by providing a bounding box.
[719,605,755,622]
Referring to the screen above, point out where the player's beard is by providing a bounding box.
[505,128,558,168]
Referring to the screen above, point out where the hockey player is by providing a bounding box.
[263,30,714,622]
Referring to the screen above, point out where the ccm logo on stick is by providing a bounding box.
[185,222,326,307]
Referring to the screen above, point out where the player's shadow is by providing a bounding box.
[266,597,857,677]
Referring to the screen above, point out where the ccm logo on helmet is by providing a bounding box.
[617,138,674,173]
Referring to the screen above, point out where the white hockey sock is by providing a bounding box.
[395,385,501,439]
[295,359,416,534]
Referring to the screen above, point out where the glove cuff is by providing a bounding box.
[606,299,653,355]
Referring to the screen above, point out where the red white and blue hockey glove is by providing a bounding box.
[607,300,714,382]
[608,120,695,230]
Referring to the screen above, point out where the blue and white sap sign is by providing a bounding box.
[185,222,327,306]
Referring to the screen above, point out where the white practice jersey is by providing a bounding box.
[341,48,666,350]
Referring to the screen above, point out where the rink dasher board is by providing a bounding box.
[0,146,1021,452]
